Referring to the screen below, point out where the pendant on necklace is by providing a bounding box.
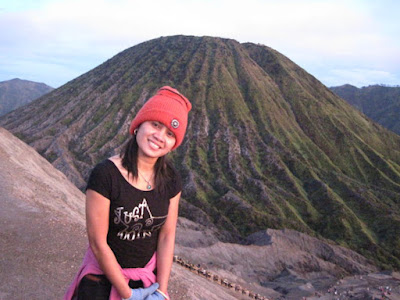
[138,170,153,190]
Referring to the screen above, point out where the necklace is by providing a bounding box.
[138,171,153,190]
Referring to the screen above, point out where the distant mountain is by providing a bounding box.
[1,35,400,269]
[0,78,53,116]
[331,84,400,135]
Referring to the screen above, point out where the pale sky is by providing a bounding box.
[1,0,399,88]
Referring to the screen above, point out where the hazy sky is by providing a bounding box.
[1,0,399,88]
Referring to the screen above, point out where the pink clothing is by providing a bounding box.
[64,246,157,300]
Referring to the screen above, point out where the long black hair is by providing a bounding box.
[120,135,176,195]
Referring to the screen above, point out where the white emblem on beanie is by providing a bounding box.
[171,119,179,128]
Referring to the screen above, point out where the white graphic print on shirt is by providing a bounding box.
[113,198,167,241]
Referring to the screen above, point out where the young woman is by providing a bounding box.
[65,86,192,300]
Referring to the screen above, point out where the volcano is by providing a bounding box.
[1,35,400,269]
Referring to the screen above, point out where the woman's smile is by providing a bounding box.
[136,121,176,159]
[148,139,161,150]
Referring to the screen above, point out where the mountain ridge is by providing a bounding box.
[1,35,400,269]
[0,78,54,116]
[330,84,400,135]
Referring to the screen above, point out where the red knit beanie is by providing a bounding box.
[129,86,192,150]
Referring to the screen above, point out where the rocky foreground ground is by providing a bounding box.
[1,126,400,300]
[174,218,400,300]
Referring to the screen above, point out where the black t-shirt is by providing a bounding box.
[86,159,181,268]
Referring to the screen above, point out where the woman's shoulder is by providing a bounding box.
[107,155,121,165]
[86,158,118,197]
[92,158,114,170]
[89,158,118,178]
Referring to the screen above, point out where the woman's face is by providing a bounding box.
[135,121,176,159]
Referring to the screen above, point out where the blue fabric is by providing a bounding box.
[123,283,159,300]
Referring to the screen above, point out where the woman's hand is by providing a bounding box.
[122,283,159,300]
[144,290,166,300]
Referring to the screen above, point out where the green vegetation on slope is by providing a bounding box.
[1,35,400,269]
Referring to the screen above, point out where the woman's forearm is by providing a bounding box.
[86,189,132,299]
[156,192,181,294]
[90,241,132,298]
[156,231,176,293]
